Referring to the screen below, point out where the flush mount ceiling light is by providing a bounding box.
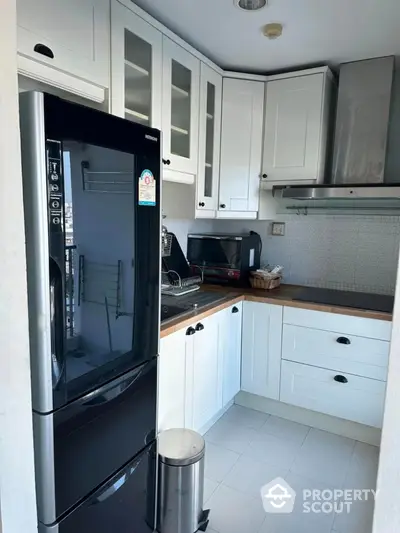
[263,22,283,39]
[234,0,268,12]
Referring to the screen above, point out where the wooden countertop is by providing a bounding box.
[160,284,393,338]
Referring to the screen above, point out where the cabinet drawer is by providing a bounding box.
[283,306,392,341]
[280,360,386,428]
[282,324,389,381]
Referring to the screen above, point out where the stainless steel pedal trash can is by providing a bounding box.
[157,428,210,533]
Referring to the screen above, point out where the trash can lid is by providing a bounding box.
[158,428,205,466]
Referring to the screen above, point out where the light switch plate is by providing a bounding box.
[272,222,285,236]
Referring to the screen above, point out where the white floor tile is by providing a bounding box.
[219,404,269,430]
[259,415,310,445]
[332,498,375,533]
[223,455,289,498]
[205,442,239,483]
[259,472,337,533]
[207,484,266,533]
[205,417,259,454]
[242,430,302,469]
[343,442,379,491]
[204,477,220,505]
[290,429,355,487]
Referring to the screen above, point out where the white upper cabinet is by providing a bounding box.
[162,37,200,178]
[111,2,162,129]
[219,78,264,218]
[241,301,283,400]
[196,64,222,216]
[16,0,109,98]
[261,69,334,188]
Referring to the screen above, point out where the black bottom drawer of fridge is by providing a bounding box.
[39,441,156,533]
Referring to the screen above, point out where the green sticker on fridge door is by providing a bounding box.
[138,169,156,206]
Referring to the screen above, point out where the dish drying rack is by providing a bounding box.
[161,268,203,297]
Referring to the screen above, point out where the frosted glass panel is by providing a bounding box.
[124,30,152,125]
[204,82,215,198]
[170,60,191,158]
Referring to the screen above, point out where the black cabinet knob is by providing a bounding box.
[336,336,351,345]
[186,327,196,336]
[162,159,171,165]
[334,375,348,384]
[220,204,226,209]
[195,323,204,331]
[199,202,205,207]
[34,43,54,59]
[262,174,268,179]
[232,306,239,314]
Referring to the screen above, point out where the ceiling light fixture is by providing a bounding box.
[235,0,268,12]
[263,22,283,39]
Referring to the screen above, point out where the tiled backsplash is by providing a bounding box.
[212,215,400,295]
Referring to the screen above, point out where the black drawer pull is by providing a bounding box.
[195,323,204,331]
[334,375,348,384]
[232,306,239,314]
[34,43,54,59]
[337,336,351,345]
[162,158,171,165]
[186,327,196,336]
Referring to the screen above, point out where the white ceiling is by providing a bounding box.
[133,0,400,72]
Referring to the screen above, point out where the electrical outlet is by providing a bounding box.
[272,222,285,236]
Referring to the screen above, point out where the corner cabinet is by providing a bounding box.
[162,37,200,180]
[16,0,109,100]
[111,2,162,129]
[218,78,264,219]
[241,301,283,400]
[261,68,334,189]
[196,64,222,216]
[220,303,243,405]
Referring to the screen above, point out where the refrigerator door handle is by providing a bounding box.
[50,258,64,388]
[90,455,143,505]
[81,361,147,407]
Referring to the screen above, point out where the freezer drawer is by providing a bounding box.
[34,358,157,525]
[38,441,156,533]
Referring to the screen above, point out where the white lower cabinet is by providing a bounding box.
[241,302,283,400]
[220,303,243,405]
[158,306,239,435]
[158,330,187,432]
[280,360,386,428]
[186,315,222,432]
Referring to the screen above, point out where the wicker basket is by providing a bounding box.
[250,272,281,290]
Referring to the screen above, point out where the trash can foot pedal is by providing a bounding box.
[197,509,210,531]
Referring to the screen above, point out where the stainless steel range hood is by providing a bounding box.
[273,56,399,202]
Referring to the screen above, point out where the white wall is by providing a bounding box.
[164,218,213,256]
[212,214,400,295]
[0,0,38,531]
[373,242,400,532]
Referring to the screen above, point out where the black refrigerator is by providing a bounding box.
[19,92,161,533]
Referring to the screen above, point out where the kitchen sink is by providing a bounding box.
[160,291,228,324]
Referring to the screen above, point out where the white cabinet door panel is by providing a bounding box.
[17,0,109,88]
[241,302,283,399]
[219,79,264,213]
[282,324,389,382]
[220,303,243,406]
[158,330,186,432]
[280,360,386,428]
[263,74,324,182]
[111,2,162,129]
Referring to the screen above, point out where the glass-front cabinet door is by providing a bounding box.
[196,63,222,215]
[162,36,200,176]
[111,2,162,129]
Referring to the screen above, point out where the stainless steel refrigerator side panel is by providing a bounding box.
[33,411,57,526]
[19,91,53,413]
